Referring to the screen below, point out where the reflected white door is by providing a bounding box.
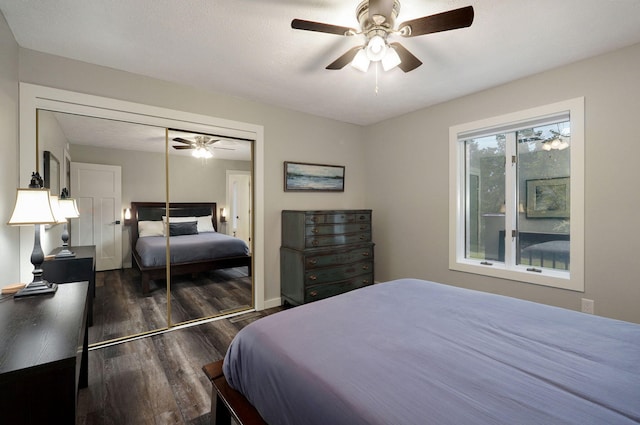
[70,162,122,270]
[227,171,251,247]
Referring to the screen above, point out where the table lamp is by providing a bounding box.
[7,172,59,298]
[55,188,80,258]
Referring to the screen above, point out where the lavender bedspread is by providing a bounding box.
[223,279,640,425]
[135,232,249,267]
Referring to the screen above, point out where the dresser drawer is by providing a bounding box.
[305,274,373,302]
[307,232,371,248]
[305,244,373,269]
[305,260,373,285]
[305,222,370,237]
[305,211,370,225]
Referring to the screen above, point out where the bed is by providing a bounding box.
[205,279,640,425]
[130,202,251,294]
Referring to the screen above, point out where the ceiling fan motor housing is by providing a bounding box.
[356,0,400,38]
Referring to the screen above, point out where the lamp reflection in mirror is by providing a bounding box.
[7,172,58,297]
[220,207,227,223]
[55,188,80,258]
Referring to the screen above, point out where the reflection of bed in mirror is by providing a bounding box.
[130,202,252,294]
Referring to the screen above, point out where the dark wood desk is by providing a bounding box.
[43,245,96,326]
[0,281,89,424]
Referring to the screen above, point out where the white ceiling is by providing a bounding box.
[2,1,640,126]
[51,112,253,161]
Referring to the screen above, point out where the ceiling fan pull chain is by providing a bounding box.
[375,62,379,95]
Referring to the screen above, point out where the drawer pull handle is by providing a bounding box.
[360,226,366,230]
[310,216,317,222]
[362,265,369,270]
[310,291,318,297]
[308,259,318,265]
[362,252,369,257]
[359,216,366,220]
[309,275,317,281]
[312,240,319,246]
[312,229,319,234]
[359,235,366,240]
[362,280,370,284]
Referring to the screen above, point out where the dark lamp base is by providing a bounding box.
[55,249,76,258]
[14,281,58,298]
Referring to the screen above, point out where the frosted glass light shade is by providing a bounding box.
[382,46,401,71]
[351,49,370,72]
[58,197,80,218]
[7,188,57,225]
[366,35,387,61]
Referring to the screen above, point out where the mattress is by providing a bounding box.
[223,279,640,425]
[135,232,249,267]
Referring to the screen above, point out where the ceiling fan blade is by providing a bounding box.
[369,0,394,25]
[172,145,193,150]
[399,5,474,37]
[291,19,356,36]
[326,46,362,70]
[213,147,235,151]
[172,137,193,145]
[389,43,423,72]
[203,139,220,145]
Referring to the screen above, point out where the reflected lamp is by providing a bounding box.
[55,188,80,258]
[7,172,59,297]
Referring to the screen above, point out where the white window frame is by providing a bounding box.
[449,98,585,292]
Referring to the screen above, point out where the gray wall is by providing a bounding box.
[364,42,640,324]
[3,10,639,323]
[0,12,19,284]
[17,48,368,304]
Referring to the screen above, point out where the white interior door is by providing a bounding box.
[70,162,122,271]
[227,171,251,248]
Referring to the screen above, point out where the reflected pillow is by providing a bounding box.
[162,216,196,235]
[197,215,216,233]
[138,220,164,238]
[169,221,198,236]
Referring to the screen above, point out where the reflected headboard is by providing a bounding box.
[130,201,218,246]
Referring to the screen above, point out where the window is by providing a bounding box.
[449,98,584,291]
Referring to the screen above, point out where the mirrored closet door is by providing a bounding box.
[35,109,255,346]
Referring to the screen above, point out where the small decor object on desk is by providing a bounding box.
[55,188,80,258]
[7,172,59,298]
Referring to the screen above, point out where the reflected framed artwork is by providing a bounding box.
[284,161,345,192]
[526,177,570,218]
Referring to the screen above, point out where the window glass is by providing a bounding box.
[449,98,584,291]
[464,134,505,261]
[516,122,571,271]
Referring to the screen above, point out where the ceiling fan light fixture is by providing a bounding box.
[192,146,213,159]
[351,48,371,72]
[382,46,401,71]
[365,35,387,61]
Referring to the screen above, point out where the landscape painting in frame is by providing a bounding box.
[284,161,345,192]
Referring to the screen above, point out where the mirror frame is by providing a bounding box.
[19,83,265,310]
[43,150,60,195]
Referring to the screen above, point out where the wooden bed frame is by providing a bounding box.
[203,360,267,425]
[130,202,252,295]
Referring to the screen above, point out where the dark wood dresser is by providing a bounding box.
[43,245,96,326]
[0,281,89,424]
[281,209,374,306]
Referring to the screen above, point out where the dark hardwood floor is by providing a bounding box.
[91,267,253,344]
[79,296,281,424]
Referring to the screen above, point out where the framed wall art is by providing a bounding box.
[526,177,570,218]
[284,161,345,192]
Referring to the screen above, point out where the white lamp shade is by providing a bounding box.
[382,46,401,71]
[49,195,68,224]
[7,188,57,225]
[58,197,80,218]
[351,49,371,72]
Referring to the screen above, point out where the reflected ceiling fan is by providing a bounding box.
[172,136,235,159]
[291,0,474,72]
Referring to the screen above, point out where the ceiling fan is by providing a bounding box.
[172,136,235,159]
[291,0,474,73]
